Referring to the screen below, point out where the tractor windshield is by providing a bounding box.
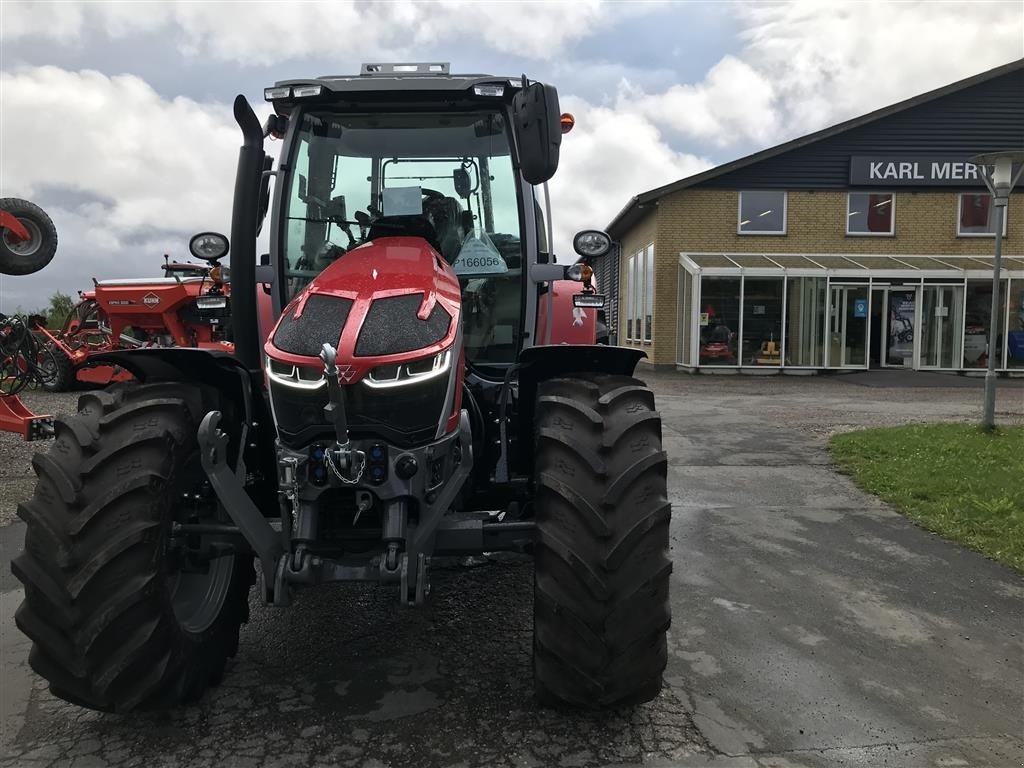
[282,110,524,366]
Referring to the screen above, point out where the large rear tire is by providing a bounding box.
[0,198,58,276]
[533,373,671,708]
[12,382,254,711]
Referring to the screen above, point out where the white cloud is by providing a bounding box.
[0,67,242,234]
[621,55,779,148]
[1,0,612,62]
[549,97,712,249]
[0,66,263,310]
[618,0,1023,148]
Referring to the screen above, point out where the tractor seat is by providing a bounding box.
[424,196,466,263]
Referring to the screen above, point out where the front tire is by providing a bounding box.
[12,382,254,711]
[533,373,671,708]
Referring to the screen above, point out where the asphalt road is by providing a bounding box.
[1,373,1022,767]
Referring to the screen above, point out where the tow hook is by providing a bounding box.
[320,342,366,484]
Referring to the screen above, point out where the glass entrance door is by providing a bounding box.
[882,288,918,368]
[920,285,964,368]
[828,284,869,367]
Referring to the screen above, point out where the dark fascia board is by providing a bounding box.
[606,57,1024,238]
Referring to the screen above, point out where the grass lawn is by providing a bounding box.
[829,424,1024,573]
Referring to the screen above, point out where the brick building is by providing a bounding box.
[605,59,1024,374]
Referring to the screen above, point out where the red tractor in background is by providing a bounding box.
[13,64,671,714]
[36,240,234,390]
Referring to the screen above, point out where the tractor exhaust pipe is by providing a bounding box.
[229,94,265,372]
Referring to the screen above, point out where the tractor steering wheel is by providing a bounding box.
[421,188,446,202]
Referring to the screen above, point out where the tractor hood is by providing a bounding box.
[265,237,461,384]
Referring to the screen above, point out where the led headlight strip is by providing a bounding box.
[265,358,327,390]
[363,349,452,389]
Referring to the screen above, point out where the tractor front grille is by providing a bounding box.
[270,375,448,449]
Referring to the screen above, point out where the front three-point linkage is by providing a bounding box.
[319,343,366,484]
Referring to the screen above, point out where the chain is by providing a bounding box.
[325,447,366,485]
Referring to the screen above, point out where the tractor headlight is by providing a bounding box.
[264,86,291,100]
[195,295,228,311]
[265,358,326,390]
[189,231,229,262]
[572,229,612,259]
[364,349,452,389]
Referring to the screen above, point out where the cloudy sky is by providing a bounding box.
[1,0,1021,311]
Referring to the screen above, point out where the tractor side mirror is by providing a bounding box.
[256,156,274,236]
[512,81,561,185]
[298,174,308,203]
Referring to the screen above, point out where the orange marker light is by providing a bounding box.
[560,113,575,134]
[210,266,223,284]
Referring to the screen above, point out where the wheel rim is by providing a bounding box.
[167,456,235,635]
[3,218,42,257]
[169,554,235,634]
[38,349,58,384]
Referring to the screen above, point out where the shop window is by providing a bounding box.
[963,279,1007,368]
[623,243,654,343]
[741,279,784,365]
[698,277,740,365]
[784,277,827,366]
[847,192,895,235]
[1009,279,1024,370]
[958,193,1007,237]
[624,254,635,340]
[644,244,654,341]
[738,191,786,234]
[630,247,638,344]
[920,285,964,369]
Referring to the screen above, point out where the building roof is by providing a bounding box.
[606,58,1024,238]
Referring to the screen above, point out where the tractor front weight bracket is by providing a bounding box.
[198,410,284,602]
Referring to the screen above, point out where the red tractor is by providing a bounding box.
[13,63,671,712]
[37,242,234,390]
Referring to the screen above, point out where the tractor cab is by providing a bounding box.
[258,62,595,376]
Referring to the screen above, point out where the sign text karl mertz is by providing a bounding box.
[848,156,996,187]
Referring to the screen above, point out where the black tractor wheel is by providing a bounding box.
[0,198,58,276]
[12,382,254,711]
[39,342,75,392]
[533,373,671,708]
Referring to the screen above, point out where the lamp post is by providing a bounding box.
[968,150,1024,431]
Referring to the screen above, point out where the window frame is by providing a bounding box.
[846,191,896,237]
[737,191,788,236]
[957,192,1008,237]
[644,243,654,342]
[625,253,635,341]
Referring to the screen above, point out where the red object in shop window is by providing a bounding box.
[866,194,892,232]
[961,194,991,228]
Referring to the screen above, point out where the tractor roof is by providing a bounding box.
[271,62,522,97]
